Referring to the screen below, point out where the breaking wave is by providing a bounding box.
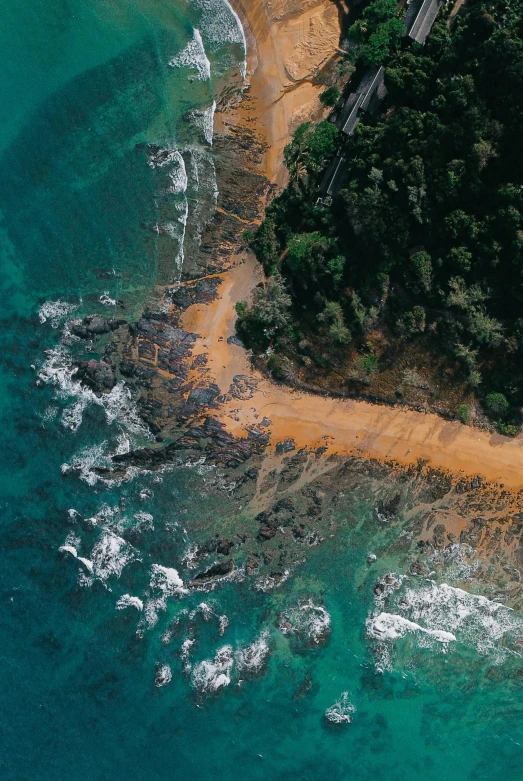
[366,575,523,671]
[39,299,79,328]
[193,0,247,77]
[39,343,150,439]
[236,631,270,676]
[188,102,216,146]
[325,693,355,725]
[142,565,188,630]
[167,152,188,194]
[191,645,234,693]
[59,530,138,587]
[169,28,211,81]
[116,594,144,611]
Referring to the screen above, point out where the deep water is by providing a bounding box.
[1,2,523,781]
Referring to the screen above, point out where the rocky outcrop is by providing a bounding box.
[75,359,115,393]
[71,315,126,339]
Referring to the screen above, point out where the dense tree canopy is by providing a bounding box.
[242,0,523,430]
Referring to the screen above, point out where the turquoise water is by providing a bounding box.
[1,2,523,780]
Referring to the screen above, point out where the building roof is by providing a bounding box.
[319,154,347,198]
[339,66,386,135]
[406,0,444,43]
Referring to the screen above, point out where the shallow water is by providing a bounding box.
[1,2,523,780]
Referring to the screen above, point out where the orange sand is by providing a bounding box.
[230,0,341,185]
[183,255,523,490]
[179,0,523,490]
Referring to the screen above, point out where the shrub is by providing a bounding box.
[319,301,352,346]
[485,392,509,418]
[458,404,470,424]
[497,422,520,437]
[320,87,340,107]
[358,353,379,376]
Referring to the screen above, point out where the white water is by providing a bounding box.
[169,28,211,80]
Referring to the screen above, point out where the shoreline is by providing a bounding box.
[225,0,341,185]
[172,0,523,490]
[182,255,523,490]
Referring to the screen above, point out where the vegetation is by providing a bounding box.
[320,86,341,107]
[240,0,523,432]
[347,0,406,66]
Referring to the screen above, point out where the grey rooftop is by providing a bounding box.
[338,66,386,136]
[405,0,445,44]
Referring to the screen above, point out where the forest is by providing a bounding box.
[238,0,523,432]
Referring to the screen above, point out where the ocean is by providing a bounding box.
[1,1,523,780]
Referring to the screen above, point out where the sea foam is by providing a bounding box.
[194,0,247,77]
[236,631,270,675]
[189,102,216,146]
[39,344,150,439]
[116,594,144,611]
[142,565,188,629]
[278,600,331,646]
[191,645,234,693]
[366,576,523,671]
[325,692,355,725]
[169,28,211,80]
[366,612,457,644]
[167,152,188,194]
[38,300,79,328]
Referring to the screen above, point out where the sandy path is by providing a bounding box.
[182,256,523,490]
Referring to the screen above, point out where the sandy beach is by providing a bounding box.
[228,0,341,185]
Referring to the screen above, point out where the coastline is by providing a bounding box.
[177,0,523,491]
[225,0,341,185]
[182,254,523,490]
[107,0,523,493]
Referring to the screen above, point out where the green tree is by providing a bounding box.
[320,87,340,107]
[327,255,346,285]
[284,121,339,182]
[348,0,405,66]
[485,392,509,418]
[235,273,292,349]
[286,232,334,281]
[407,251,433,293]
[467,307,503,347]
[319,301,352,345]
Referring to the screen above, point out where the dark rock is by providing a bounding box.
[188,384,220,406]
[258,526,277,540]
[294,672,313,699]
[75,359,116,392]
[409,561,429,577]
[71,315,126,339]
[276,438,296,454]
[373,573,402,598]
[375,493,401,523]
[190,559,234,586]
[227,334,244,347]
[216,539,234,556]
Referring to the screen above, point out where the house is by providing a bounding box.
[318,154,347,203]
[338,65,387,136]
[405,0,445,44]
